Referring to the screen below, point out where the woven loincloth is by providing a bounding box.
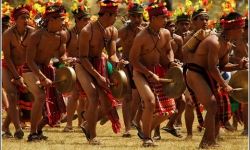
[23,63,66,127]
[186,63,231,126]
[139,64,177,116]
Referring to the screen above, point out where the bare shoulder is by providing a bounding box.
[173,34,183,43]
[135,28,147,41]
[27,25,35,32]
[183,33,192,44]
[204,34,220,48]
[2,26,14,38]
[81,22,91,33]
[118,26,127,38]
[161,28,170,35]
[29,28,44,42]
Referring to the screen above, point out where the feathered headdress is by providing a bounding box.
[174,1,193,22]
[70,0,90,18]
[10,3,33,21]
[126,0,144,14]
[219,0,236,18]
[145,1,168,19]
[192,0,211,20]
[2,2,13,24]
[98,0,121,13]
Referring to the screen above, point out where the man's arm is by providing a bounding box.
[207,36,228,88]
[107,27,119,68]
[2,30,20,79]
[175,35,184,62]
[160,29,175,68]
[54,30,67,64]
[78,25,100,79]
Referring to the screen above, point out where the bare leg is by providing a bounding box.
[23,72,45,134]
[184,89,194,140]
[242,104,248,135]
[77,96,87,126]
[130,89,141,124]
[2,68,22,134]
[64,88,78,130]
[121,92,132,134]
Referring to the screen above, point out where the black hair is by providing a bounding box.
[224,12,243,21]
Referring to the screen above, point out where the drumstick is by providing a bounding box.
[233,88,244,91]
[159,79,174,82]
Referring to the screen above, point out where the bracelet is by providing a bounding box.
[15,76,22,80]
[147,73,153,78]
[41,77,47,81]
[168,61,174,69]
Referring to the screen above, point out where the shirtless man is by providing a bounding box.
[233,18,248,136]
[62,3,91,132]
[183,9,210,140]
[175,13,191,40]
[22,3,69,141]
[160,14,185,139]
[129,2,178,147]
[2,4,35,139]
[75,0,125,145]
[185,12,248,148]
[117,2,145,137]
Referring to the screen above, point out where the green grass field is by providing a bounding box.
[1,109,249,150]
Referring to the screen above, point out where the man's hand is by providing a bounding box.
[147,73,159,83]
[96,75,109,91]
[116,59,129,69]
[12,77,27,90]
[40,78,53,87]
[64,57,76,66]
[223,85,234,94]
[239,57,249,69]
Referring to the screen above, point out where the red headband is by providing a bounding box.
[43,11,66,21]
[221,17,246,30]
[148,7,168,18]
[99,6,118,13]
[13,8,30,21]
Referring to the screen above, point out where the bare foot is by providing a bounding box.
[184,135,193,141]
[199,141,221,149]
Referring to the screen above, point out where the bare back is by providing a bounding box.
[190,34,231,69]
[2,26,35,66]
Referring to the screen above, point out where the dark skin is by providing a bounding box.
[117,12,146,135]
[186,26,247,148]
[129,14,177,145]
[2,13,35,135]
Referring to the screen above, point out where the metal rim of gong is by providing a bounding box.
[162,66,186,99]
[110,69,128,99]
[55,66,76,94]
[229,70,248,104]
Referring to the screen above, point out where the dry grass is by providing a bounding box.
[2,109,249,150]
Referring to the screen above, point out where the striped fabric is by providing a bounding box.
[143,64,177,116]
[76,57,121,133]
[2,59,34,123]
[186,63,231,125]
[22,63,66,127]
[183,63,205,127]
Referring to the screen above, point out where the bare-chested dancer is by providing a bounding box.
[185,12,248,148]
[157,13,184,139]
[22,2,70,141]
[62,3,91,132]
[233,18,248,136]
[117,2,146,137]
[183,8,211,140]
[129,2,178,147]
[75,0,126,145]
[2,4,35,139]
